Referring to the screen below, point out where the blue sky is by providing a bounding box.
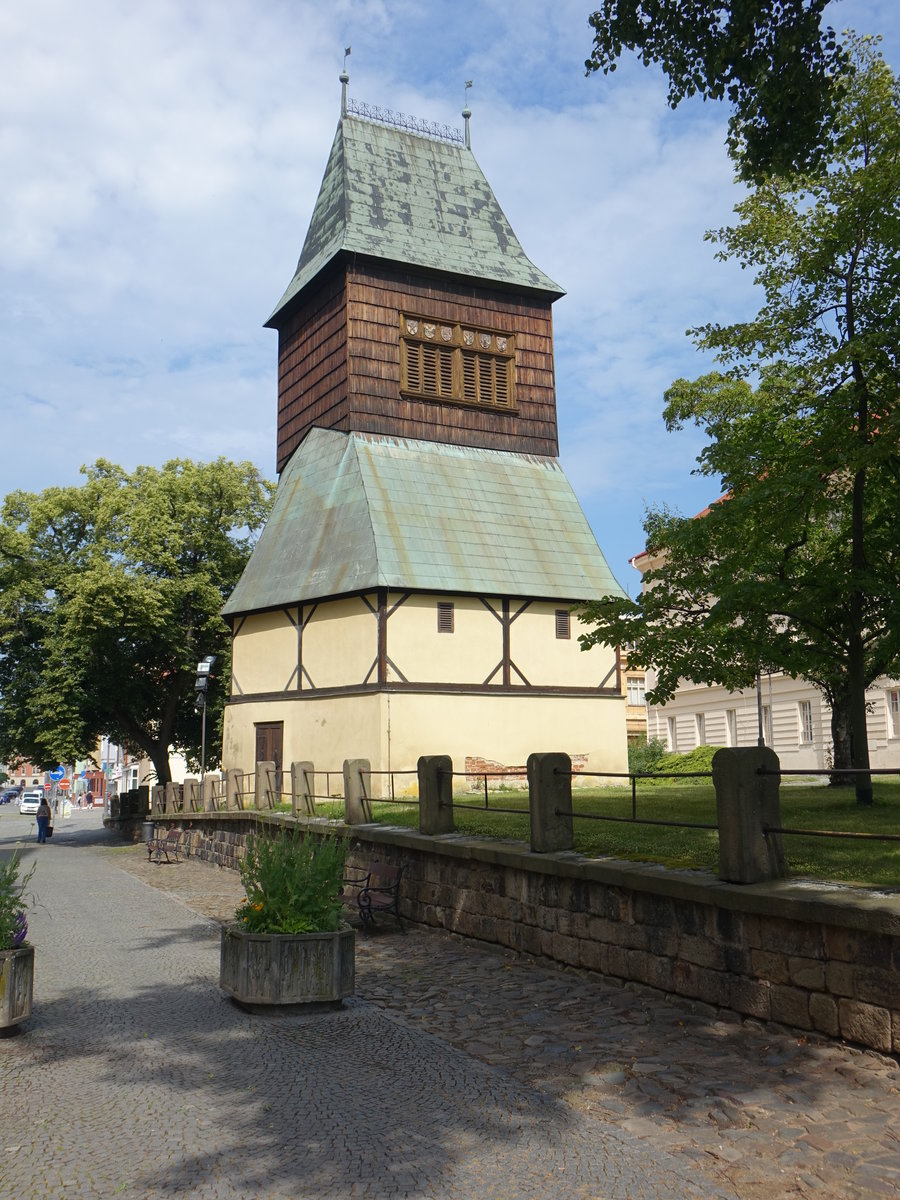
[2,0,898,591]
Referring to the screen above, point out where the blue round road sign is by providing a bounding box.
[49,767,65,781]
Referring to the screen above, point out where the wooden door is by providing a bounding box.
[254,722,284,795]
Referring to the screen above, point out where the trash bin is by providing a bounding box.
[141,820,155,844]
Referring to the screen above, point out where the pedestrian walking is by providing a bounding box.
[36,797,52,843]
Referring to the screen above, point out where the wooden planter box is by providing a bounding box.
[220,925,354,1006]
[0,944,34,1030]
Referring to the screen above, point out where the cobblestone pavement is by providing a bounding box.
[0,814,722,1200]
[2,816,898,1199]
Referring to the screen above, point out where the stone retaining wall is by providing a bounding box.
[120,812,900,1055]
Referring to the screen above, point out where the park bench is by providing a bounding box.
[342,862,406,934]
[147,827,184,865]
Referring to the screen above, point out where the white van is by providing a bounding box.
[18,789,44,815]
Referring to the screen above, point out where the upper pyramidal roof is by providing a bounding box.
[267,83,564,327]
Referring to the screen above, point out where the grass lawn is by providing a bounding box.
[287,780,900,889]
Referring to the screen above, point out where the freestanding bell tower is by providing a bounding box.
[222,74,627,784]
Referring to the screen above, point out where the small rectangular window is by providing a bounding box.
[695,713,705,746]
[626,676,645,706]
[437,602,454,633]
[798,700,814,744]
[667,716,677,752]
[887,689,900,738]
[726,709,737,747]
[761,705,772,747]
[555,609,571,639]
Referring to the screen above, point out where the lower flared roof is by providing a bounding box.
[223,429,624,616]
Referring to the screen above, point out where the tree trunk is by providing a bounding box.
[147,742,173,787]
[848,629,873,805]
[828,691,854,785]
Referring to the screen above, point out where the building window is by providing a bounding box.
[725,709,737,747]
[555,609,571,639]
[437,602,455,633]
[667,716,677,752]
[887,689,900,738]
[761,705,773,747]
[695,713,705,746]
[798,699,814,744]
[626,676,645,706]
[400,314,516,412]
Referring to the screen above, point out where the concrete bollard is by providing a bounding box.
[164,781,180,814]
[150,784,165,818]
[136,784,150,818]
[183,777,201,813]
[224,767,242,811]
[343,759,372,824]
[713,747,787,884]
[201,774,218,812]
[417,755,455,835]
[527,753,573,853]
[255,761,277,810]
[291,761,316,817]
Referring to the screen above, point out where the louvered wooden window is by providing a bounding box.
[437,602,455,633]
[400,314,516,412]
[555,609,571,639]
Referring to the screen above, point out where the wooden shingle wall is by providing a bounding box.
[276,269,349,472]
[275,261,559,471]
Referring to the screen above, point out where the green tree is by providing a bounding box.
[580,37,900,803]
[585,0,847,179]
[0,458,273,785]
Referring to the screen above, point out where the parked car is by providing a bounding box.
[0,788,20,805]
[18,789,44,814]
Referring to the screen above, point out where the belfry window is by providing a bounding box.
[400,315,516,412]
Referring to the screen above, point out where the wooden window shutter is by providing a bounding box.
[406,342,422,392]
[437,602,455,633]
[462,350,478,403]
[494,358,509,406]
[438,346,453,395]
[555,609,571,639]
[422,343,438,394]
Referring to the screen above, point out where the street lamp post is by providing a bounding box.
[194,656,217,779]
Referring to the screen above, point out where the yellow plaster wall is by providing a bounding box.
[384,691,628,779]
[223,689,627,790]
[231,609,298,695]
[222,694,387,782]
[302,596,378,688]
[386,594,502,684]
[510,603,616,688]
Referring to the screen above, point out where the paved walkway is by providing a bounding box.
[1,812,898,1199]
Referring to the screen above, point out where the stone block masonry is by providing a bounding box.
[127,812,900,1056]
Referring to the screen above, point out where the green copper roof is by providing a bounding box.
[266,115,564,326]
[223,429,625,615]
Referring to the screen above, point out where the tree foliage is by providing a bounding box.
[585,0,848,179]
[0,458,273,784]
[580,37,900,797]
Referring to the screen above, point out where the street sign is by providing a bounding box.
[57,779,71,791]
[49,767,65,781]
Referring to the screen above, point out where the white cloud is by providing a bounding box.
[1,0,898,580]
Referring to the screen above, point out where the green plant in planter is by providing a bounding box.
[236,829,346,934]
[0,853,35,950]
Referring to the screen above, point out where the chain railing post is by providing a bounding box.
[417,755,455,835]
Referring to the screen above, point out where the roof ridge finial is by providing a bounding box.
[340,47,351,116]
[462,80,473,149]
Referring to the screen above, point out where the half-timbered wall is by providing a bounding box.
[275,261,558,471]
[228,593,617,700]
